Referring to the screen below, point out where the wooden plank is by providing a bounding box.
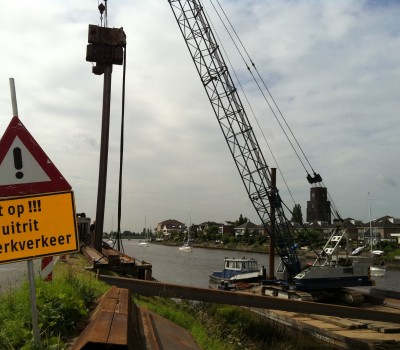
[105,285,120,300]
[308,315,366,329]
[88,310,113,343]
[108,313,128,345]
[99,296,118,313]
[107,287,130,344]
[72,287,136,349]
[115,288,130,315]
[367,322,400,333]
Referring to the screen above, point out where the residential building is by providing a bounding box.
[234,221,261,236]
[155,219,186,237]
[359,216,400,245]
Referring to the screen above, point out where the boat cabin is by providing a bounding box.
[224,257,258,271]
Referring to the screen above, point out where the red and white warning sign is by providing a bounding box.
[40,256,54,282]
[0,117,71,197]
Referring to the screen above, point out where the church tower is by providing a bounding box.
[306,187,331,223]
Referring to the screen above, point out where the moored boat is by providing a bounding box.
[104,238,115,246]
[138,240,149,247]
[351,246,365,256]
[370,265,386,277]
[209,257,263,289]
[178,242,192,252]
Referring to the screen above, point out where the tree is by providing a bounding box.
[296,229,321,249]
[236,214,248,226]
[291,204,303,224]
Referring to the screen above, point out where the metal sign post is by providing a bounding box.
[9,78,40,347]
[27,259,40,345]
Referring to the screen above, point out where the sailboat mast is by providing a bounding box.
[368,192,372,251]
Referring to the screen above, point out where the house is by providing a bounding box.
[301,217,361,245]
[196,221,222,235]
[359,216,400,244]
[391,233,400,244]
[304,215,400,246]
[155,219,186,237]
[234,221,260,236]
[219,222,235,235]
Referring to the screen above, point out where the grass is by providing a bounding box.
[0,254,335,349]
[386,249,400,260]
[134,295,333,350]
[0,255,108,350]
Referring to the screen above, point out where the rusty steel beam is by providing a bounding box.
[98,275,399,324]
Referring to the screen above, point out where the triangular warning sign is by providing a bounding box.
[0,116,71,197]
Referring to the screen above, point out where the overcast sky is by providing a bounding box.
[0,1,399,233]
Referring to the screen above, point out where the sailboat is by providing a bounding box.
[138,239,149,247]
[179,221,192,252]
[368,192,385,277]
[139,215,150,247]
[138,230,150,247]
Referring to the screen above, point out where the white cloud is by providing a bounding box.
[0,0,399,232]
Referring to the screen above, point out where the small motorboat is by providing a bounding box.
[351,246,365,256]
[209,257,262,289]
[372,250,384,256]
[370,265,386,277]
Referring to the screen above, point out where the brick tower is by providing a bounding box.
[306,187,331,223]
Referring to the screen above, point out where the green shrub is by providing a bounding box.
[0,257,108,350]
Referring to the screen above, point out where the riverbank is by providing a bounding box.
[1,253,331,349]
[153,240,400,268]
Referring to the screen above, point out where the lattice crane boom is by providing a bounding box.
[168,0,301,278]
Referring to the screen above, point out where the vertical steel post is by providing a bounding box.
[269,168,276,279]
[94,65,113,251]
[9,77,40,347]
[27,260,40,345]
[9,78,18,116]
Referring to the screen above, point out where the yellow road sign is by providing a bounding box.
[0,191,78,264]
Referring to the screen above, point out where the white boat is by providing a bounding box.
[209,257,262,288]
[372,250,384,256]
[104,238,115,246]
[138,240,149,247]
[139,215,150,247]
[179,219,193,252]
[178,243,192,252]
[370,265,386,277]
[352,246,365,256]
[179,233,192,252]
[367,193,386,276]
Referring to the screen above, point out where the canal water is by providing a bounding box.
[0,239,397,292]
[122,239,399,291]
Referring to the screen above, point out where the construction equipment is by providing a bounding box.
[168,0,372,304]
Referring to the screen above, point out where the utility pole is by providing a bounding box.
[86,17,126,252]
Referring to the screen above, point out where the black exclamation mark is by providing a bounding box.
[37,200,41,212]
[13,147,24,179]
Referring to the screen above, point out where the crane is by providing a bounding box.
[167,0,373,303]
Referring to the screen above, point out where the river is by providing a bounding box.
[0,239,397,293]
[122,239,399,292]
